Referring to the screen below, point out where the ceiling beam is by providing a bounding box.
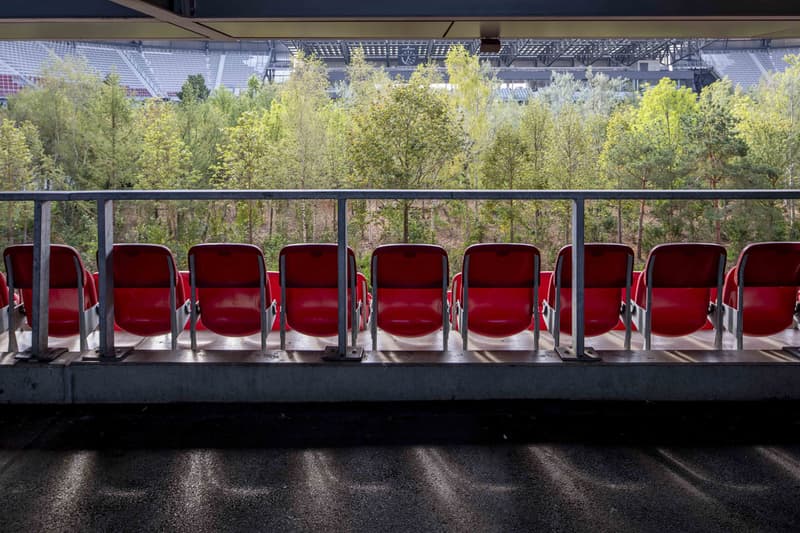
[107,0,235,40]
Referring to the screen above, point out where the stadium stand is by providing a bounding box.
[700,47,800,88]
[221,52,272,92]
[141,48,218,97]
[74,43,152,97]
[0,38,795,102]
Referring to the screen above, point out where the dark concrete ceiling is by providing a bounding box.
[1,0,799,40]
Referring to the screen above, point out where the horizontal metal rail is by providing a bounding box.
[1,189,800,201]
[1,188,797,360]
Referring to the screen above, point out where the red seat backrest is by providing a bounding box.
[723,242,800,336]
[112,244,185,337]
[634,243,726,337]
[461,243,540,337]
[279,244,357,337]
[188,243,269,337]
[547,244,633,336]
[372,244,448,337]
[3,244,97,336]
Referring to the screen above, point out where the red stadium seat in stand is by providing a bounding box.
[452,243,541,351]
[370,244,449,351]
[721,242,800,350]
[542,244,634,357]
[188,244,276,354]
[112,244,190,350]
[631,243,726,350]
[3,244,98,353]
[278,244,363,351]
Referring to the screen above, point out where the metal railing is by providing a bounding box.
[3,188,800,361]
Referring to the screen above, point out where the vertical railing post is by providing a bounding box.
[571,197,586,358]
[323,195,363,361]
[31,200,51,359]
[97,199,115,358]
[337,197,348,356]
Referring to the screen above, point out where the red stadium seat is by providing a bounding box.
[631,243,726,349]
[370,244,449,350]
[112,244,190,350]
[278,244,363,349]
[452,243,541,350]
[721,242,800,348]
[3,244,98,352]
[542,244,634,353]
[188,243,276,353]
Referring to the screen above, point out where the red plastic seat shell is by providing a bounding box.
[189,244,270,337]
[4,244,97,337]
[634,243,726,337]
[279,244,358,337]
[546,244,633,336]
[112,244,185,337]
[460,243,540,338]
[722,242,800,336]
[372,244,448,338]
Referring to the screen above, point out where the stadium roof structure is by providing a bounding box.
[0,1,799,41]
[287,39,709,67]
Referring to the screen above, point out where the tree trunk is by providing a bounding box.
[248,201,254,244]
[268,203,274,239]
[617,200,623,243]
[509,199,515,242]
[637,199,646,261]
[403,200,410,243]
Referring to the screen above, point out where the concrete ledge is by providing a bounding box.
[0,349,798,403]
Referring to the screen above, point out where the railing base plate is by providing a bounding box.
[555,346,602,362]
[15,347,68,362]
[322,346,364,362]
[782,346,800,359]
[82,348,133,362]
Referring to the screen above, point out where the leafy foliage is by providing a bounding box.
[1,53,799,271]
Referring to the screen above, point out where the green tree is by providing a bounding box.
[481,125,531,241]
[213,109,277,243]
[89,73,139,189]
[349,68,463,242]
[737,55,800,236]
[178,73,210,102]
[135,101,196,251]
[602,105,675,258]
[686,79,749,243]
[0,118,35,244]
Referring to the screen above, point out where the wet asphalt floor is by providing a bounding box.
[1,401,799,532]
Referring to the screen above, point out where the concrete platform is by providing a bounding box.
[0,326,799,403]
